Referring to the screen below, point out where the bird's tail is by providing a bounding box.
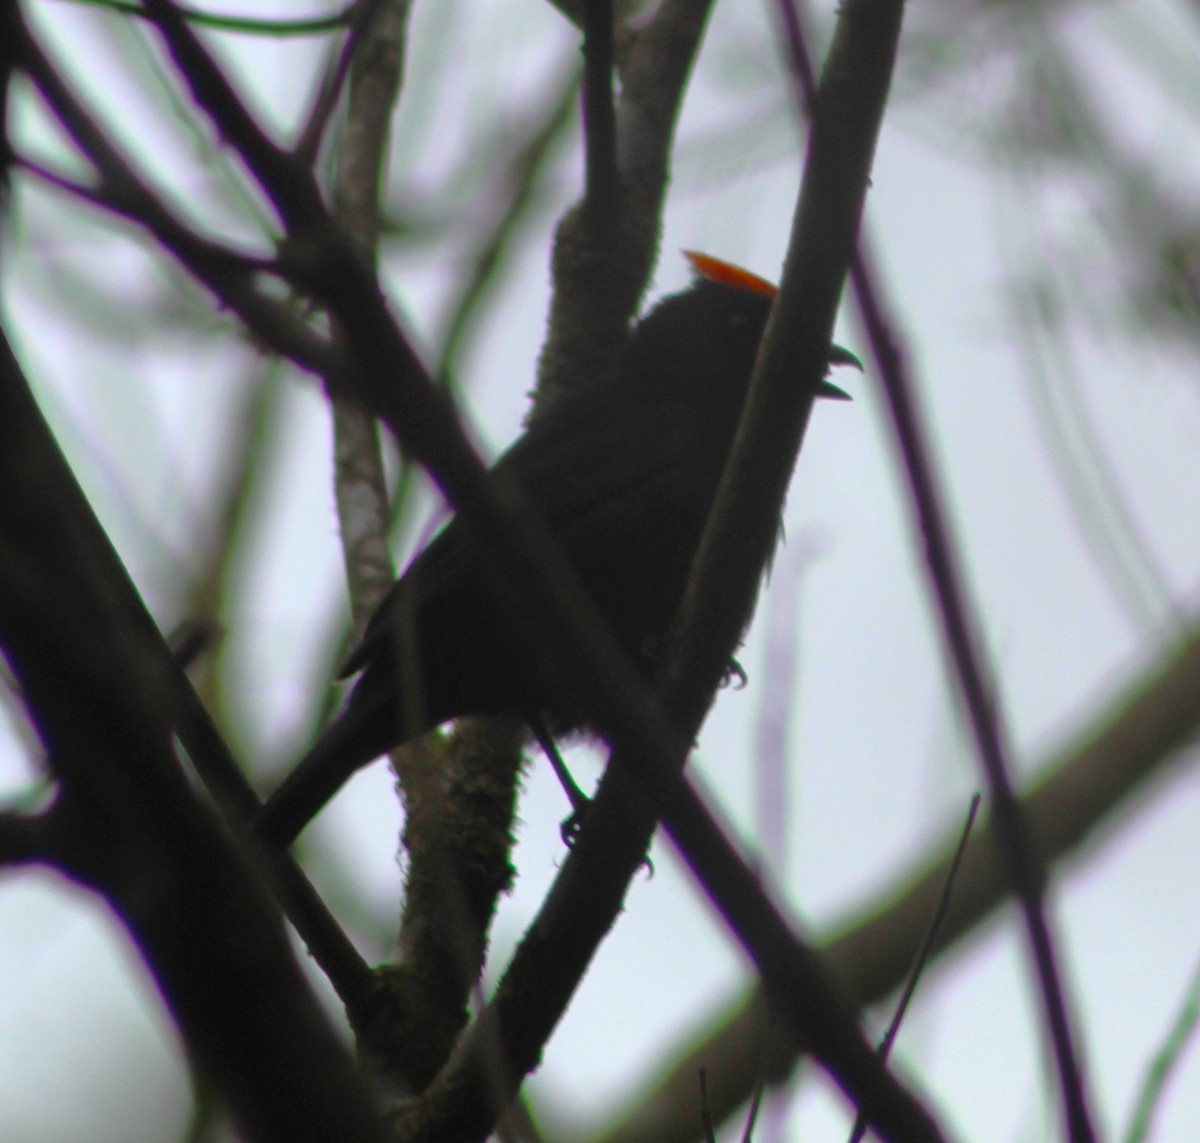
[252,699,393,850]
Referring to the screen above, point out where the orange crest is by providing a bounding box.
[683,251,778,298]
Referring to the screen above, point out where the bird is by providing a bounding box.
[254,252,856,848]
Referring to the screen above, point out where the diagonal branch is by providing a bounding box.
[852,237,1096,1143]
[0,326,388,1142]
[139,0,328,232]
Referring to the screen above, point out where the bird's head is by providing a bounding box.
[622,252,858,411]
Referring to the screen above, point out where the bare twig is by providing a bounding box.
[740,1072,767,1143]
[327,0,410,631]
[1124,954,1200,1143]
[1004,238,1172,630]
[296,0,393,166]
[877,795,981,1064]
[13,158,333,376]
[181,364,285,715]
[847,795,981,1143]
[140,0,328,231]
[436,64,580,380]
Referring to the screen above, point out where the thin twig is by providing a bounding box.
[326,0,409,631]
[436,63,580,380]
[847,795,981,1143]
[878,795,982,1064]
[1004,243,1172,630]
[17,155,335,374]
[740,1072,767,1143]
[1124,954,1200,1143]
[295,1,392,166]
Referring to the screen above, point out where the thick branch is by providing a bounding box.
[0,328,387,1142]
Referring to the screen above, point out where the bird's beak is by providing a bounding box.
[818,343,862,400]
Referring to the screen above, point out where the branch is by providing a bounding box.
[139,0,329,233]
[0,326,388,1142]
[327,0,408,632]
[638,0,912,1124]
[580,0,618,219]
[318,0,527,1095]
[535,0,717,410]
[853,146,1096,1143]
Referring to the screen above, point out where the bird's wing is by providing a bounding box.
[497,394,699,528]
[339,396,700,678]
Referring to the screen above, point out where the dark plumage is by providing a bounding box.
[255,254,854,847]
